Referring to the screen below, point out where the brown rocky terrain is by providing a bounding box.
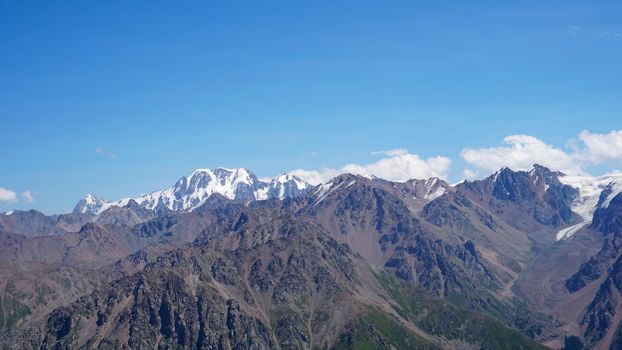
[2,165,621,349]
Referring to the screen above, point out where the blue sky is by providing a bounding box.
[1,1,621,213]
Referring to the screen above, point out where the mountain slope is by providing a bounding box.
[1,209,546,350]
[6,164,622,349]
[560,193,622,348]
[458,165,581,248]
[0,210,67,237]
[296,174,562,342]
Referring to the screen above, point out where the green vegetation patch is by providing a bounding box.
[332,308,439,350]
[373,270,548,350]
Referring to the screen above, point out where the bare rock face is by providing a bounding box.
[592,193,622,235]
[458,165,580,233]
[582,271,619,346]
[9,165,619,349]
[303,175,499,301]
[562,193,622,348]
[1,193,548,350]
[3,212,369,349]
[566,236,621,293]
[567,194,622,294]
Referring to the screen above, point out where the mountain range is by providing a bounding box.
[2,165,622,349]
[73,168,312,215]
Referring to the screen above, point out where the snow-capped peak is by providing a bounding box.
[256,173,310,200]
[75,168,313,215]
[73,195,110,215]
[275,174,309,191]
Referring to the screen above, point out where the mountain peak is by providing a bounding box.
[73,194,110,215]
[74,167,314,215]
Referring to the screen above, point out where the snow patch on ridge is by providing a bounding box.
[314,181,342,206]
[423,178,446,200]
[555,172,622,241]
[76,168,312,215]
[559,173,622,221]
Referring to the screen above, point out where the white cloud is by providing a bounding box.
[95,147,115,159]
[460,129,622,177]
[461,135,579,175]
[22,190,34,204]
[287,168,340,185]
[575,130,622,163]
[0,187,18,203]
[462,169,478,180]
[288,150,452,185]
[371,148,409,156]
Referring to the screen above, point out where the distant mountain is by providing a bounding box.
[0,209,67,237]
[73,168,313,215]
[72,194,109,216]
[6,164,622,349]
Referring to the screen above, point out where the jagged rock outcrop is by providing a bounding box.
[459,165,580,233]
[3,165,608,349]
[565,193,622,348]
